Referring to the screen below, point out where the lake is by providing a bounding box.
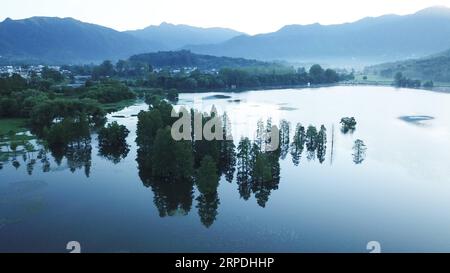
[1,86,450,253]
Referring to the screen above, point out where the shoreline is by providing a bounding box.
[177,82,450,94]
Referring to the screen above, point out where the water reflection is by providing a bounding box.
[0,101,369,229]
[352,139,367,165]
[290,124,305,166]
[236,134,281,208]
[97,121,130,164]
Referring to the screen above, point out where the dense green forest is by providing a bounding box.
[128,50,274,70]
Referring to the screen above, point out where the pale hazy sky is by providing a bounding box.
[1,0,450,34]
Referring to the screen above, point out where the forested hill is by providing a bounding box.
[0,17,163,64]
[128,50,276,70]
[365,49,450,82]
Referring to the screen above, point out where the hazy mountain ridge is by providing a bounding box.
[0,17,164,64]
[2,6,450,65]
[126,22,245,50]
[185,6,450,65]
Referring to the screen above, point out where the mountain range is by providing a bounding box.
[185,6,450,65]
[126,22,244,50]
[2,6,450,65]
[0,17,162,64]
[0,17,243,64]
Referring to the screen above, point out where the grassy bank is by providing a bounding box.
[101,99,137,113]
[0,118,28,135]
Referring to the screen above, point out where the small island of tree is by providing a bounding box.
[340,117,357,133]
[98,121,130,163]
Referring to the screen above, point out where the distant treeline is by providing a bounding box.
[140,64,353,91]
[64,59,354,91]
[393,72,434,88]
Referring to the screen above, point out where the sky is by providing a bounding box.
[1,0,450,34]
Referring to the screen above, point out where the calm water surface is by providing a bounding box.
[1,86,450,252]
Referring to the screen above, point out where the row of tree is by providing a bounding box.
[65,59,353,91]
[140,64,352,91]
[393,72,433,88]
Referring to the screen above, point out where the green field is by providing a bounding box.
[100,99,137,113]
[0,118,28,135]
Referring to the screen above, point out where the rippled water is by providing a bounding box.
[1,86,450,253]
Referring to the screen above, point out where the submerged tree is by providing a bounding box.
[98,121,130,164]
[255,119,265,151]
[279,119,290,160]
[340,117,357,134]
[196,155,220,195]
[65,142,92,177]
[42,116,93,177]
[290,123,305,166]
[219,113,236,183]
[352,139,367,164]
[316,125,327,164]
[137,131,194,218]
[236,137,252,200]
[306,125,318,161]
[251,145,280,208]
[196,192,220,228]
[151,127,194,181]
[136,108,163,152]
[195,155,220,228]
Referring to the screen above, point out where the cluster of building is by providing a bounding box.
[0,65,70,78]
[153,67,219,75]
[0,65,92,88]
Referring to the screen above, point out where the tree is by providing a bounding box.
[290,123,305,166]
[353,139,367,164]
[92,60,115,79]
[423,80,434,88]
[41,67,64,83]
[98,121,129,148]
[136,108,163,151]
[279,120,290,159]
[196,155,219,195]
[80,80,135,103]
[309,64,325,84]
[316,125,327,164]
[324,68,339,83]
[306,125,318,160]
[340,117,357,133]
[394,72,404,86]
[237,137,252,178]
[196,192,220,228]
[151,127,194,181]
[219,113,236,182]
[98,121,130,163]
[394,72,421,88]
